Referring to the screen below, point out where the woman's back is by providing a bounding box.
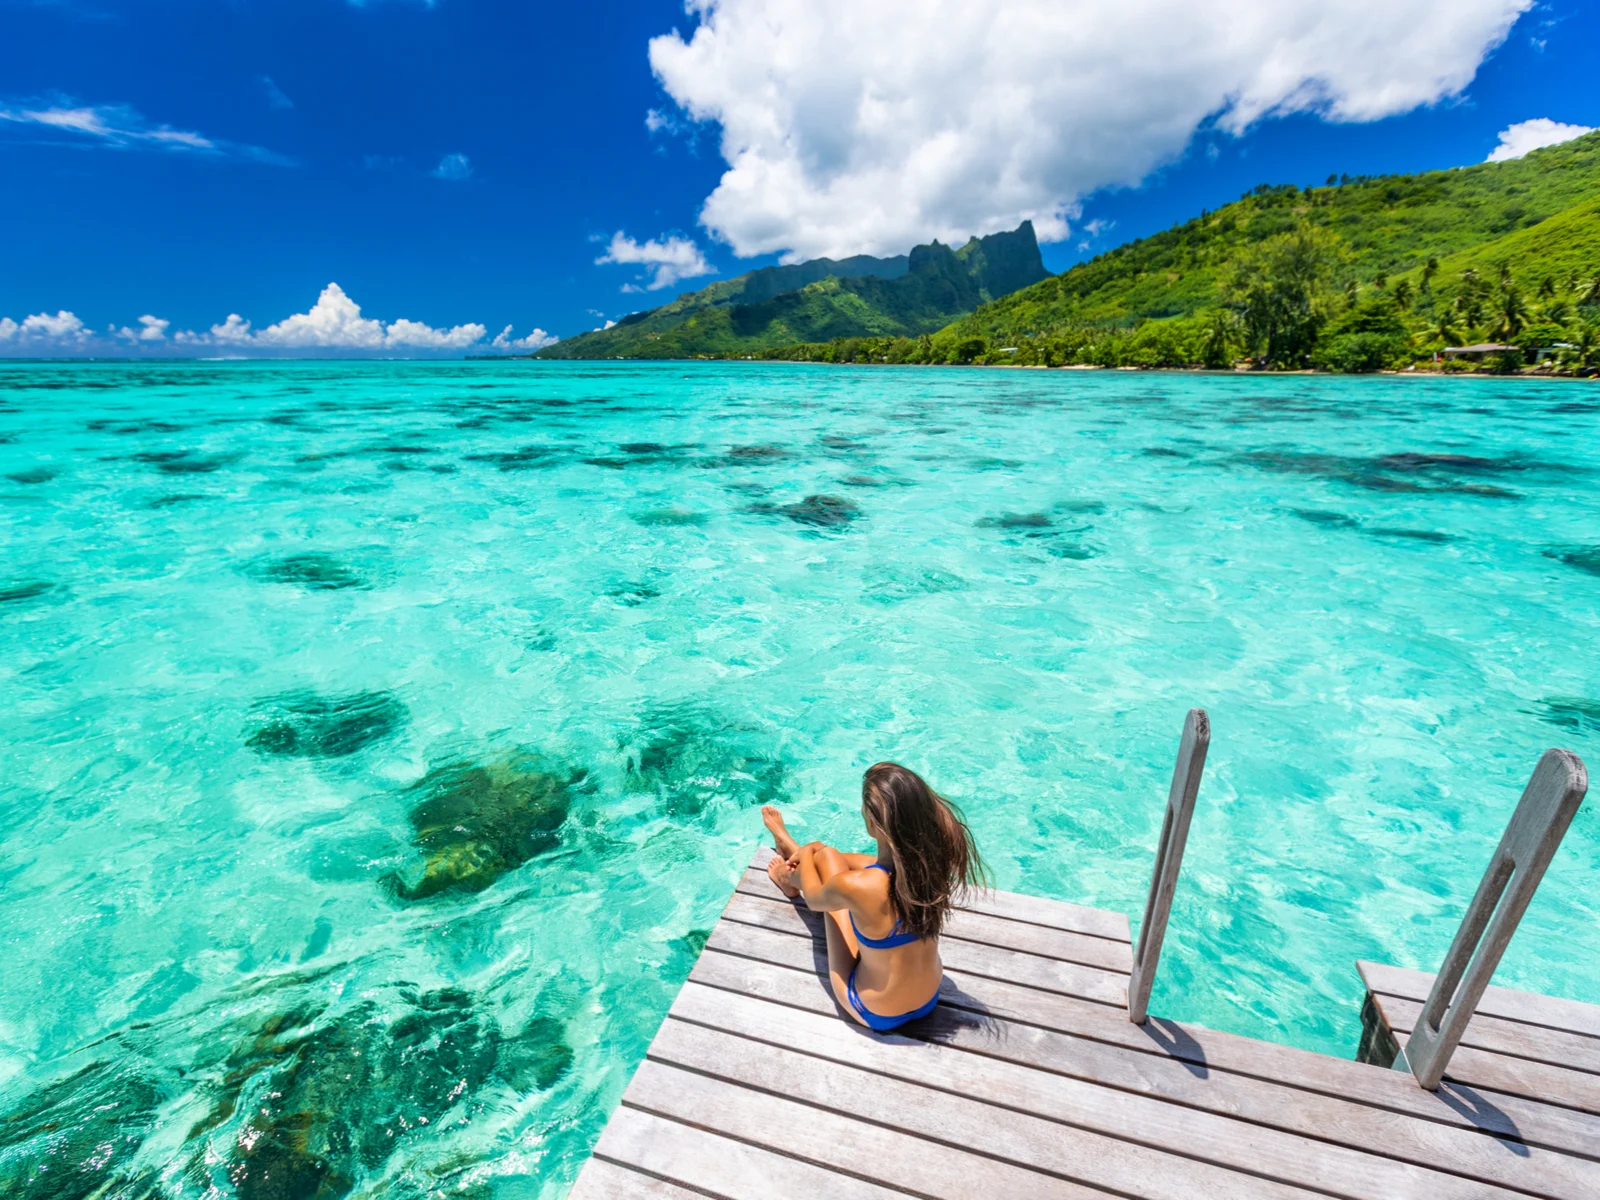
[764,764,983,1031]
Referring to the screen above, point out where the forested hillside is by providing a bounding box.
[755,131,1600,373]
[538,222,1049,359]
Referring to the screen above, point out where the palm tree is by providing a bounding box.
[1576,274,1600,306]
[1490,285,1530,342]
[1426,314,1462,349]
[1538,275,1557,301]
[1392,279,1414,310]
[1420,257,1439,295]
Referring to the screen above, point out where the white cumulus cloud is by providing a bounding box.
[492,325,559,351]
[0,310,89,344]
[117,315,170,342]
[432,153,472,181]
[595,231,715,290]
[648,0,1534,260]
[1485,117,1595,162]
[175,284,488,353]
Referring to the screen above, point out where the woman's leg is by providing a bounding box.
[803,843,870,1025]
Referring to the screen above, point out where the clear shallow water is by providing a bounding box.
[1,360,1598,1198]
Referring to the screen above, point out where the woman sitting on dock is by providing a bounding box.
[763,762,985,1031]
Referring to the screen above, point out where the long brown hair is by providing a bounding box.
[861,762,986,940]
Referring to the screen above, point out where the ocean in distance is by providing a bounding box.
[1,359,1597,1198]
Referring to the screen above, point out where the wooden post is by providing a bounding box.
[1128,708,1210,1025]
[1403,748,1588,1090]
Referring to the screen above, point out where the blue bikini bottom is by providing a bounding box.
[846,966,940,1031]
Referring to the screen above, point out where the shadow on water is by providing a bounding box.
[382,751,588,901]
[244,690,407,759]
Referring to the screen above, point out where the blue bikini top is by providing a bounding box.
[850,862,920,949]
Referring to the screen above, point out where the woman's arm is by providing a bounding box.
[793,843,865,914]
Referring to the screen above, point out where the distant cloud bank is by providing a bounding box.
[595,232,715,290]
[648,0,1534,261]
[0,284,556,357]
[1485,117,1595,162]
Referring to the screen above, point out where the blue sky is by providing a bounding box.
[2,0,1596,355]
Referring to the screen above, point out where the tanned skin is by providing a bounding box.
[762,805,944,1024]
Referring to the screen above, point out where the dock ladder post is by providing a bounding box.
[1128,708,1210,1025]
[1401,748,1588,1090]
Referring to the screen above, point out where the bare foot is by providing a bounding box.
[767,855,801,899]
[761,805,801,859]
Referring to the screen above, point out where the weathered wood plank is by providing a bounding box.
[1358,962,1600,1041]
[683,961,1600,1199]
[715,891,1129,1007]
[1366,993,1600,1115]
[690,945,1600,1162]
[588,1106,906,1200]
[624,1059,1119,1200]
[746,849,1131,942]
[736,876,1139,972]
[645,1022,1322,1200]
[568,1157,712,1200]
[668,985,1542,1200]
[726,885,1133,973]
[1373,993,1600,1076]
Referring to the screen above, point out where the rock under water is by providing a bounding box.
[623,705,786,818]
[0,580,55,605]
[749,494,860,529]
[4,467,57,485]
[383,752,586,901]
[247,552,368,591]
[0,1060,165,1200]
[245,690,408,759]
[1537,696,1600,735]
[1545,545,1600,577]
[189,989,569,1200]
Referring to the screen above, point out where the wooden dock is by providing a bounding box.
[571,846,1600,1200]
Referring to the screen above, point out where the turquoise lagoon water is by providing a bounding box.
[2,360,1598,1197]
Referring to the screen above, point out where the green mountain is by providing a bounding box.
[538,221,1050,359]
[753,130,1600,372]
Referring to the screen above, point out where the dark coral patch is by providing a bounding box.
[633,507,707,527]
[5,467,57,485]
[247,553,368,591]
[463,444,569,471]
[0,580,55,604]
[1537,697,1600,735]
[382,753,586,901]
[146,493,206,509]
[245,690,407,759]
[0,1061,164,1200]
[727,444,789,461]
[978,512,1052,530]
[1232,450,1526,499]
[1289,508,1360,529]
[1142,447,1192,459]
[1368,528,1455,544]
[1544,545,1600,578]
[749,494,860,528]
[622,705,786,819]
[132,450,238,475]
[198,989,568,1200]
